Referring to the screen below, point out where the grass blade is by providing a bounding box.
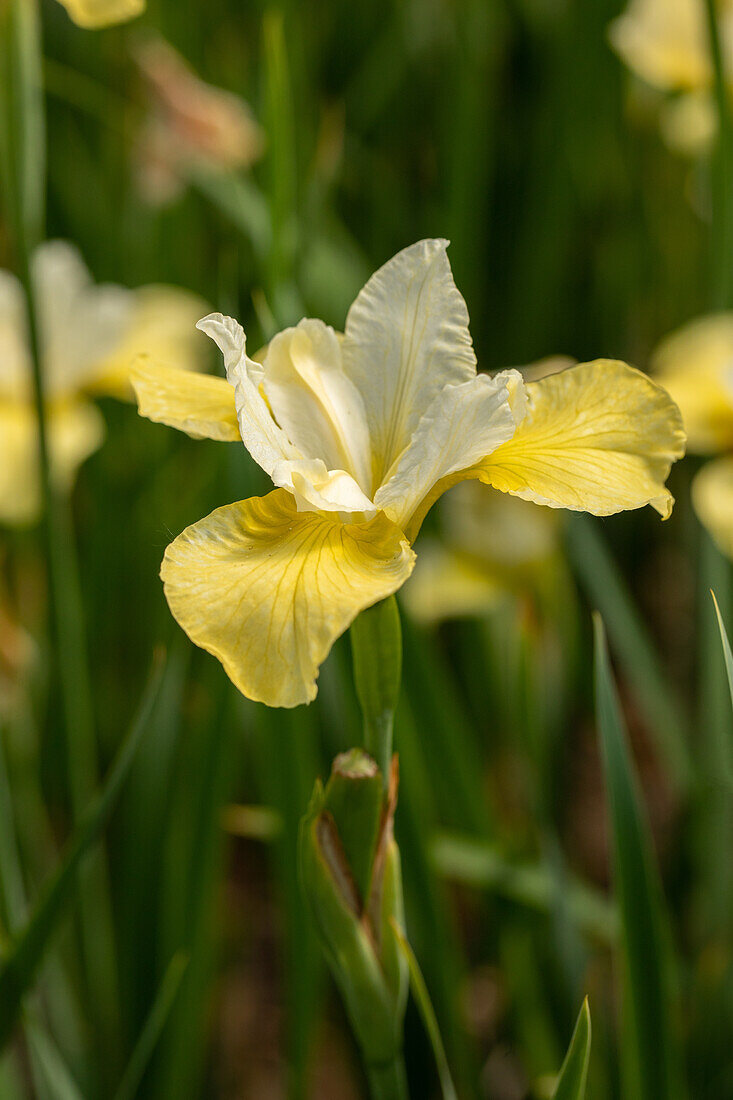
[567,515,691,793]
[391,919,457,1100]
[593,614,683,1100]
[0,652,165,1050]
[551,998,591,1100]
[711,591,733,737]
[113,952,188,1100]
[24,1020,84,1100]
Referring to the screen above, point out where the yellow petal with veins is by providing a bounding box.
[0,399,104,526]
[56,0,144,28]
[692,457,733,559]
[477,359,685,519]
[130,359,240,442]
[161,489,415,707]
[404,360,684,541]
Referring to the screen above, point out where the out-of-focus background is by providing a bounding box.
[1,0,732,1097]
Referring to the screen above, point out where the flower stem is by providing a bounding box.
[703,0,733,308]
[366,1056,410,1100]
[350,596,403,785]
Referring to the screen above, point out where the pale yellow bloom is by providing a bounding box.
[609,0,733,153]
[133,36,265,206]
[132,239,685,708]
[0,241,207,525]
[653,312,733,556]
[56,0,144,29]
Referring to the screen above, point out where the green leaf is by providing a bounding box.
[0,653,165,1050]
[113,952,188,1100]
[551,998,591,1100]
[593,615,684,1100]
[712,590,733,740]
[350,596,402,782]
[567,516,691,794]
[391,919,457,1100]
[24,1020,85,1100]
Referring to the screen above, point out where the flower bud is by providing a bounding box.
[299,748,408,1072]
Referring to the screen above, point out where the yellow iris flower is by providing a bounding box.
[609,0,733,154]
[0,240,207,525]
[56,0,144,29]
[653,313,733,556]
[131,239,685,708]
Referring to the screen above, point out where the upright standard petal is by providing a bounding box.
[652,313,733,453]
[262,320,372,492]
[374,372,516,531]
[476,360,686,518]
[197,313,302,472]
[131,359,240,441]
[161,490,415,707]
[56,0,144,28]
[692,457,733,559]
[342,239,476,486]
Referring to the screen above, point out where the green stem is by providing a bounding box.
[366,1056,409,1100]
[350,596,403,785]
[703,0,733,307]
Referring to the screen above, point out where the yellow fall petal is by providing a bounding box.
[475,359,685,520]
[90,286,209,400]
[161,489,415,707]
[0,399,104,526]
[130,359,240,442]
[56,0,144,29]
[652,312,733,452]
[692,457,733,559]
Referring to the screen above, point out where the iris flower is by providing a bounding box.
[131,239,685,708]
[653,312,733,556]
[610,0,733,153]
[56,0,144,29]
[0,240,206,525]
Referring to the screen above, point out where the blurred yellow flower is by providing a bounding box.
[132,238,685,708]
[132,36,265,206]
[56,0,144,29]
[653,312,733,555]
[0,240,207,525]
[609,0,733,153]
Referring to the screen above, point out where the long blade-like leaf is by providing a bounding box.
[391,919,458,1100]
[712,590,733,743]
[113,952,188,1100]
[568,516,691,793]
[593,614,683,1100]
[0,653,165,1050]
[551,998,591,1100]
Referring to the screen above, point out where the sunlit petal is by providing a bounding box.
[262,319,372,493]
[131,359,240,442]
[692,457,733,559]
[197,312,302,471]
[56,0,144,28]
[0,400,104,526]
[374,372,516,530]
[343,239,476,484]
[608,0,712,92]
[161,490,415,707]
[0,269,30,401]
[652,312,733,452]
[476,360,686,518]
